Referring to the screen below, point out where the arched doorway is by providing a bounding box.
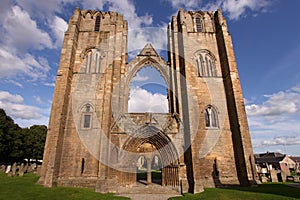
[122,125,180,186]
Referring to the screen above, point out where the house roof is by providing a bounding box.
[290,157,300,162]
[255,157,284,164]
[254,152,285,164]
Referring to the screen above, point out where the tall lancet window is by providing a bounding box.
[85,51,92,73]
[196,55,204,77]
[94,15,101,31]
[94,52,101,73]
[82,104,93,129]
[205,106,218,128]
[195,16,202,32]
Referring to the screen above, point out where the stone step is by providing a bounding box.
[117,184,180,194]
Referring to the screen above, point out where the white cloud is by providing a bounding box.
[5,80,23,88]
[16,0,61,17]
[43,82,56,87]
[132,73,149,82]
[0,4,53,81]
[0,91,49,127]
[246,86,300,118]
[0,91,24,103]
[0,48,50,80]
[246,85,300,154]
[1,6,53,51]
[165,0,271,20]
[0,0,10,23]
[221,0,270,20]
[261,136,300,146]
[49,16,68,48]
[128,27,167,57]
[128,86,168,113]
[165,0,202,11]
[34,96,43,104]
[0,91,42,120]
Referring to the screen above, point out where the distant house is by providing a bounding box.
[255,152,296,182]
[290,157,300,174]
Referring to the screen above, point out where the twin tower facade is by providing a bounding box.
[38,8,258,193]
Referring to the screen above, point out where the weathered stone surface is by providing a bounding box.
[270,170,278,182]
[38,7,258,194]
[18,163,24,176]
[11,163,17,176]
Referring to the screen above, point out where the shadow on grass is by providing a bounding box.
[170,183,300,200]
[223,183,300,199]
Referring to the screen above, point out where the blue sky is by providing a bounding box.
[0,0,299,155]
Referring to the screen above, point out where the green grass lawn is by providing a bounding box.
[170,183,300,200]
[0,173,129,200]
[1,172,300,200]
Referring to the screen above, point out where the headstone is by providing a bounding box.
[280,172,287,182]
[0,165,6,172]
[24,163,28,173]
[27,164,34,173]
[11,163,17,176]
[270,169,278,182]
[261,176,268,183]
[18,163,24,176]
[36,165,42,176]
[5,165,11,174]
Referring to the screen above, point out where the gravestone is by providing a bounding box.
[0,165,6,172]
[5,165,11,174]
[270,170,278,182]
[18,163,25,176]
[24,163,28,173]
[11,163,17,176]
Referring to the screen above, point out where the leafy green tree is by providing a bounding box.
[27,125,47,160]
[0,109,21,163]
[0,108,47,163]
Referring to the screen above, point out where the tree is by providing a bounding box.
[0,109,21,163]
[27,125,47,161]
[0,108,47,163]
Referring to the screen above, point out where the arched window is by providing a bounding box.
[94,52,101,73]
[195,16,202,32]
[205,109,210,127]
[205,56,210,76]
[84,51,92,73]
[205,106,218,128]
[83,50,103,74]
[82,104,93,129]
[209,60,213,77]
[194,50,218,77]
[94,15,101,31]
[196,55,204,77]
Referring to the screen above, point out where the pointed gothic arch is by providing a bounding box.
[122,44,171,113]
[194,49,218,77]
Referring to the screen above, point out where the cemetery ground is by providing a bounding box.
[0,172,300,200]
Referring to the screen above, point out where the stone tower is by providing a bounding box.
[38,8,258,194]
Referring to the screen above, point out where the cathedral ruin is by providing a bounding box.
[38,8,258,194]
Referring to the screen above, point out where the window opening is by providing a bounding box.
[205,106,218,128]
[94,16,101,31]
[195,16,202,32]
[83,114,91,128]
